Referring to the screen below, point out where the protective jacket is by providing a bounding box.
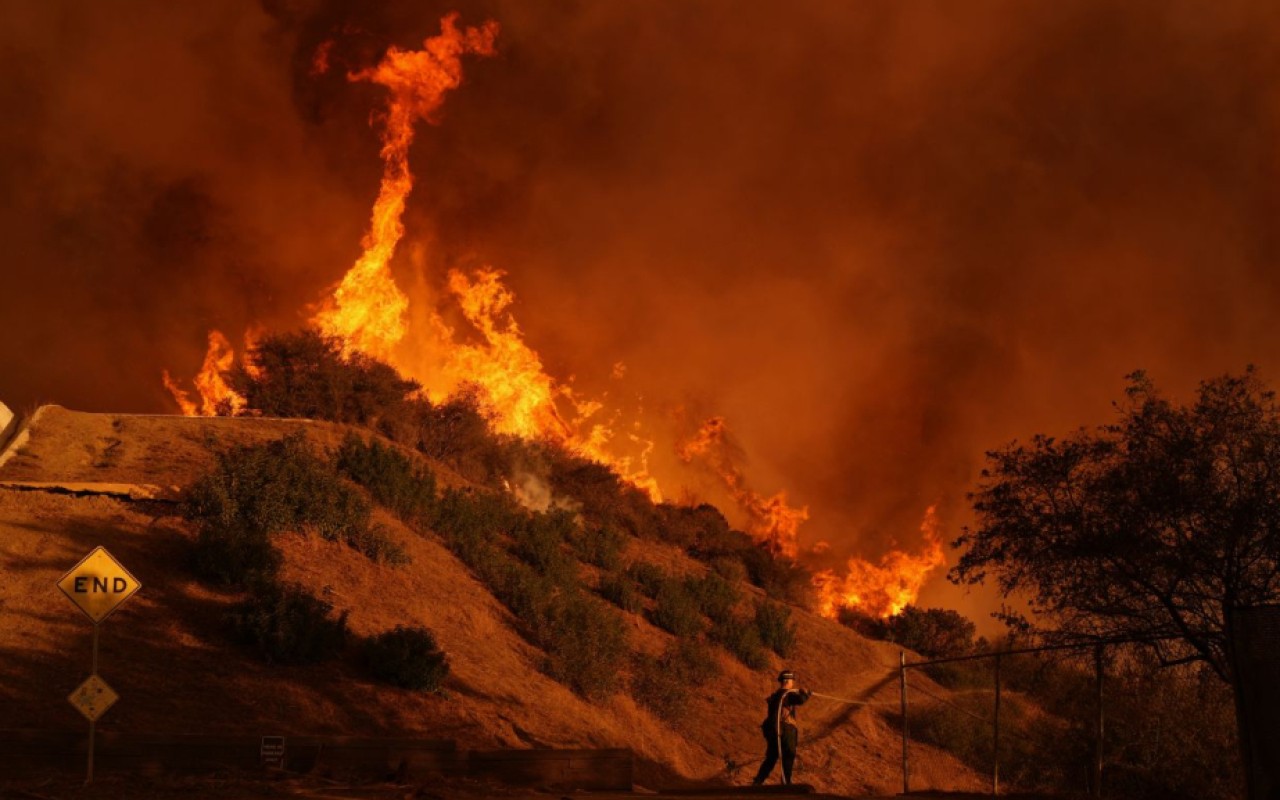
[762,687,812,732]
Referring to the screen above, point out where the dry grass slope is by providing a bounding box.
[0,406,983,795]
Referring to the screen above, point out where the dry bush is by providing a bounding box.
[229,330,419,425]
[184,433,376,584]
[754,600,797,657]
[335,433,436,523]
[599,574,644,614]
[649,578,704,638]
[685,572,741,624]
[229,582,349,665]
[710,614,769,670]
[540,592,629,699]
[568,525,627,571]
[364,625,449,691]
[631,640,721,724]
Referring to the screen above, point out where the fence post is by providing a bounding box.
[993,650,1001,796]
[1093,644,1105,798]
[900,650,909,795]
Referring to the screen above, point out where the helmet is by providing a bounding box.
[778,670,795,683]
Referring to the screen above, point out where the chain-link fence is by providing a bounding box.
[895,640,1241,798]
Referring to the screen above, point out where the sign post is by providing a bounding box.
[57,547,140,784]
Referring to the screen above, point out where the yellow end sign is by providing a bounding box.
[69,674,118,722]
[57,547,141,623]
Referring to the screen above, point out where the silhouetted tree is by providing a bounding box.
[952,368,1280,780]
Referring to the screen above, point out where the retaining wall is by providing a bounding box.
[0,730,634,790]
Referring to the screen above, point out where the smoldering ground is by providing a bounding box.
[3,0,1279,613]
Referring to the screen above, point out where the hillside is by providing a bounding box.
[0,405,983,795]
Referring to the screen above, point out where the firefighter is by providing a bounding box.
[752,669,812,785]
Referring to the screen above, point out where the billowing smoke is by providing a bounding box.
[4,0,1279,618]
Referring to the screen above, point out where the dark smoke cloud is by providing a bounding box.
[4,0,1280,617]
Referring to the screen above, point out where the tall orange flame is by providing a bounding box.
[678,416,810,557]
[812,505,947,619]
[311,13,499,362]
[299,16,660,497]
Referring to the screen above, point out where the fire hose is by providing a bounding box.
[808,691,898,706]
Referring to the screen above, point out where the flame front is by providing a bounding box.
[812,505,947,619]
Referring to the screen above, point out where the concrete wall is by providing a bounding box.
[0,731,635,790]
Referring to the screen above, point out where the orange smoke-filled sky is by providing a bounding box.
[3,0,1280,618]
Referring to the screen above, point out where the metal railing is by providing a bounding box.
[897,634,1185,797]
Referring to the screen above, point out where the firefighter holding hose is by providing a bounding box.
[752,669,812,785]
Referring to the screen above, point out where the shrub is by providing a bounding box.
[512,510,577,585]
[336,433,436,522]
[488,555,558,626]
[631,652,686,722]
[625,562,668,598]
[740,546,813,606]
[668,638,720,685]
[599,574,644,614]
[836,606,888,640]
[431,488,517,566]
[183,433,373,584]
[662,503,752,559]
[631,640,720,725]
[710,556,747,584]
[836,605,977,661]
[229,582,348,665]
[364,625,449,691]
[649,579,704,638]
[884,606,976,659]
[711,614,769,670]
[541,592,628,698]
[685,573,741,624]
[347,523,411,566]
[416,389,512,486]
[550,455,661,540]
[190,522,281,587]
[228,329,419,425]
[755,600,798,657]
[569,525,627,571]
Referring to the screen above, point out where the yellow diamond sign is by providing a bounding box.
[69,674,118,722]
[57,546,141,623]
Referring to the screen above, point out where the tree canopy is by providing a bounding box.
[952,368,1280,683]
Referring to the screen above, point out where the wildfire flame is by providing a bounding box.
[163,330,244,416]
[162,12,945,615]
[812,505,947,619]
[678,416,809,558]
[311,13,498,363]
